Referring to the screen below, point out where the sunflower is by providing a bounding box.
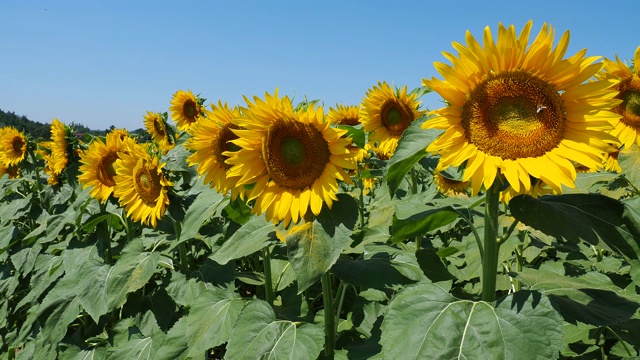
[360,82,425,156]
[0,127,27,167]
[37,141,58,185]
[327,104,361,126]
[0,163,20,179]
[597,46,640,149]
[365,142,392,160]
[186,101,244,198]
[422,21,621,196]
[500,178,555,203]
[48,118,69,176]
[433,172,470,197]
[226,90,355,225]
[169,89,203,132]
[144,111,175,152]
[77,131,129,203]
[113,138,172,227]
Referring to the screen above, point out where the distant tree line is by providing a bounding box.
[0,109,147,141]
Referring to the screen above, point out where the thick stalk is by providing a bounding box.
[28,149,45,207]
[356,166,365,229]
[321,272,335,357]
[410,167,421,252]
[482,182,501,302]
[263,247,275,306]
[98,202,112,264]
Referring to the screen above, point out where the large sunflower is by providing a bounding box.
[422,21,621,195]
[113,138,172,228]
[226,90,355,225]
[327,104,361,126]
[186,101,244,198]
[598,46,640,149]
[78,131,129,203]
[49,118,69,176]
[0,127,27,167]
[361,82,425,156]
[169,90,202,132]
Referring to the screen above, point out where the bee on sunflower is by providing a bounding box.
[422,21,622,196]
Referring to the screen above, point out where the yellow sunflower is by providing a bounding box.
[0,127,27,167]
[500,178,555,203]
[169,89,202,132]
[37,141,58,185]
[422,21,621,196]
[49,118,69,176]
[360,82,425,156]
[186,101,244,198]
[144,111,175,152]
[433,172,470,198]
[77,131,129,203]
[113,138,173,228]
[365,142,392,161]
[226,90,356,225]
[598,46,640,149]
[327,104,361,126]
[0,163,20,179]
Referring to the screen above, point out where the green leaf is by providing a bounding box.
[619,144,640,186]
[210,215,275,265]
[285,194,357,293]
[336,124,366,148]
[514,268,640,326]
[385,118,439,197]
[510,194,640,260]
[179,184,228,242]
[183,291,245,358]
[105,238,161,310]
[0,193,31,226]
[226,299,324,360]
[380,283,563,359]
[391,203,459,243]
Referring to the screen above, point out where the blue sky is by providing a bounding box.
[1,0,638,131]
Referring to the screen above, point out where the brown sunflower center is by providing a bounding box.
[617,76,640,127]
[213,124,239,170]
[183,99,198,120]
[262,119,330,190]
[461,70,565,160]
[11,136,25,154]
[133,159,163,206]
[153,118,166,137]
[381,99,414,136]
[97,152,119,187]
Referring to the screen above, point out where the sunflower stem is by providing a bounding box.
[28,148,45,207]
[482,181,501,302]
[356,166,366,229]
[410,167,422,252]
[321,272,335,357]
[98,201,112,265]
[262,247,275,306]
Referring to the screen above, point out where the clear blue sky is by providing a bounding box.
[1,0,638,131]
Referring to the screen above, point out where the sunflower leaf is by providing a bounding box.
[619,144,640,187]
[210,215,275,265]
[385,117,439,197]
[510,193,640,260]
[226,299,324,360]
[380,283,563,359]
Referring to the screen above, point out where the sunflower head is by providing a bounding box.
[0,163,20,179]
[433,172,470,198]
[113,138,173,228]
[423,21,621,196]
[327,104,361,126]
[169,90,204,132]
[77,131,129,203]
[598,46,640,149]
[361,82,425,156]
[226,90,356,226]
[0,126,28,167]
[144,111,176,153]
[186,101,245,198]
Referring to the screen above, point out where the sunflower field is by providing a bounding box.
[2,21,640,359]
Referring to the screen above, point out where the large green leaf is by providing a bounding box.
[391,204,460,243]
[0,193,31,226]
[76,257,112,323]
[105,238,161,310]
[380,283,563,359]
[183,291,245,358]
[210,215,275,265]
[514,268,640,326]
[179,183,228,242]
[618,144,640,186]
[226,299,324,360]
[385,118,439,197]
[285,194,357,293]
[510,194,640,260]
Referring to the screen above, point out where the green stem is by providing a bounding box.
[497,219,520,245]
[28,149,45,207]
[482,181,501,302]
[335,280,347,325]
[604,326,633,356]
[98,202,112,264]
[457,210,484,260]
[321,272,335,357]
[263,247,275,306]
[410,167,418,194]
[357,167,366,229]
